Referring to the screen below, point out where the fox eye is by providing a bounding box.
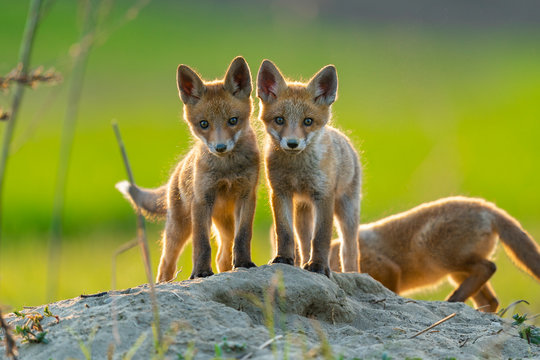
[228,117,238,126]
[275,116,284,125]
[303,118,313,126]
[200,120,209,129]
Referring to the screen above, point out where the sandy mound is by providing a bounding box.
[1,264,538,359]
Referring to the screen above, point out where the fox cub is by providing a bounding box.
[257,60,362,276]
[117,56,259,282]
[329,196,540,312]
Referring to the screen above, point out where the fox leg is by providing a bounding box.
[232,190,257,269]
[294,201,314,267]
[360,252,401,293]
[270,192,295,265]
[304,195,334,276]
[334,194,360,272]
[328,239,342,272]
[446,259,497,303]
[213,210,235,273]
[190,198,215,279]
[156,210,192,282]
[449,274,499,312]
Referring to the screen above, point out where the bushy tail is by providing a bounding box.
[493,207,540,282]
[115,180,168,220]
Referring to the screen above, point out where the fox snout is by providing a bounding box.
[280,137,306,152]
[209,140,234,155]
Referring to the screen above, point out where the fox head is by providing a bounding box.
[177,56,252,156]
[256,59,338,154]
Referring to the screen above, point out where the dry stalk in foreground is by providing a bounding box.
[0,0,44,246]
[112,120,162,345]
[410,312,457,339]
[0,309,18,360]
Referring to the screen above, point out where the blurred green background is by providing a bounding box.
[1,0,539,317]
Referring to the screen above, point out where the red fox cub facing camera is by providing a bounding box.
[329,196,540,312]
[257,60,362,276]
[116,56,259,282]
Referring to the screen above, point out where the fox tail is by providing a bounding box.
[115,180,168,220]
[493,207,540,282]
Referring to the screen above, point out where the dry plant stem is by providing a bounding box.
[0,0,43,248]
[112,121,161,344]
[47,0,104,303]
[0,308,18,360]
[410,312,457,339]
[110,238,137,343]
[240,335,284,360]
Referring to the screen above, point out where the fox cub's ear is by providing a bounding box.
[257,59,287,103]
[224,56,252,99]
[307,65,338,106]
[177,65,206,105]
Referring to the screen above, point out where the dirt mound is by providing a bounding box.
[1,264,538,359]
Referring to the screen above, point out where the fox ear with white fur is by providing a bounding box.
[257,59,287,103]
[177,65,206,105]
[307,65,338,106]
[224,56,252,99]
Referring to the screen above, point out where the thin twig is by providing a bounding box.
[112,120,161,344]
[80,291,109,299]
[240,335,284,360]
[111,238,138,344]
[0,308,18,360]
[47,0,99,302]
[410,312,457,339]
[497,300,530,318]
[0,0,44,251]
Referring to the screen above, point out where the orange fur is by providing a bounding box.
[116,57,260,281]
[330,196,540,312]
[257,60,362,276]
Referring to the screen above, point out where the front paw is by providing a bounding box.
[189,269,214,279]
[303,261,330,277]
[234,260,257,269]
[270,256,294,266]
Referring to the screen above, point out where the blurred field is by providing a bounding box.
[1,1,539,318]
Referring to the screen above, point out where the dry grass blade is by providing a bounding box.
[110,238,137,343]
[111,120,161,345]
[47,0,100,302]
[239,335,284,360]
[410,312,457,339]
[0,66,62,90]
[0,309,18,360]
[0,0,44,247]
[497,299,530,318]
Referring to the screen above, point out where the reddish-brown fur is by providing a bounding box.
[257,60,362,276]
[116,57,259,281]
[329,196,540,312]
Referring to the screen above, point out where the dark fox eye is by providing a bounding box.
[303,118,313,126]
[228,117,238,126]
[200,120,209,129]
[275,116,284,125]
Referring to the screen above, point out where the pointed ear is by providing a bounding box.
[177,65,206,105]
[257,59,287,103]
[307,65,338,105]
[224,56,252,99]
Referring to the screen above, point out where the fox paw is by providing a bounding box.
[233,261,257,269]
[189,269,214,279]
[303,261,330,277]
[270,256,294,266]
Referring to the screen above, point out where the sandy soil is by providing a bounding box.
[1,264,538,359]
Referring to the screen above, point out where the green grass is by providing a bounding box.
[0,1,539,316]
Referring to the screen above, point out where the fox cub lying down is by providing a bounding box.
[117,56,259,282]
[330,196,540,312]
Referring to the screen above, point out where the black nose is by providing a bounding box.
[215,144,227,153]
[287,139,299,149]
